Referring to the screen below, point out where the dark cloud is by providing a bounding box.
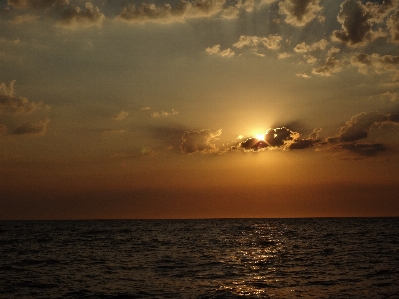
[235,111,399,157]
[279,0,324,26]
[339,143,386,157]
[351,52,399,74]
[181,129,222,154]
[331,0,394,47]
[0,80,45,114]
[12,117,50,135]
[238,127,307,151]
[328,111,399,143]
[289,128,322,149]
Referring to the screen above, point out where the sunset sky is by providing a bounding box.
[1,0,399,219]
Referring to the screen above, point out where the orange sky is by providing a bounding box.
[1,0,399,219]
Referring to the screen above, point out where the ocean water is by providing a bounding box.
[0,218,398,299]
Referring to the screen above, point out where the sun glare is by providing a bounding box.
[256,134,265,141]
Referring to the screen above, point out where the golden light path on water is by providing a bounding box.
[215,223,294,297]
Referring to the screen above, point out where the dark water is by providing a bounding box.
[1,218,398,299]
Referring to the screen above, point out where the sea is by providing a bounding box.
[0,218,398,299]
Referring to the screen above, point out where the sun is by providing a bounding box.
[256,133,265,141]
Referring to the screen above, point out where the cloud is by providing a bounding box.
[113,111,129,120]
[294,38,328,53]
[0,80,46,114]
[338,143,386,157]
[205,44,235,57]
[11,14,39,24]
[327,111,399,143]
[312,47,342,76]
[151,109,179,118]
[9,0,105,29]
[380,91,399,102]
[117,1,190,23]
[231,34,283,56]
[238,127,303,151]
[364,0,399,22]
[331,0,389,47]
[12,117,50,136]
[278,52,292,59]
[387,10,399,43]
[180,129,222,154]
[296,73,311,78]
[116,0,252,23]
[237,127,322,152]
[304,54,317,64]
[289,127,322,149]
[140,106,179,118]
[350,53,399,74]
[57,2,105,29]
[8,0,67,9]
[233,34,283,50]
[278,0,324,26]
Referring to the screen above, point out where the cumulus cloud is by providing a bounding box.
[327,111,399,143]
[296,73,311,78]
[364,0,399,22]
[294,38,328,53]
[205,44,235,57]
[312,47,342,76]
[237,127,313,152]
[351,53,399,74]
[180,129,222,154]
[231,111,399,157]
[57,2,105,29]
[117,1,189,23]
[0,80,46,114]
[278,52,292,59]
[233,34,283,50]
[116,0,253,23]
[12,117,50,136]
[279,0,324,26]
[332,0,389,47]
[231,34,283,56]
[113,111,129,120]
